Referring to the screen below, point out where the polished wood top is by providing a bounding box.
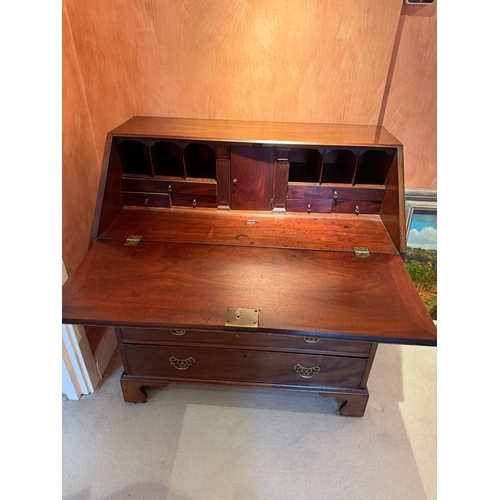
[62,239,436,345]
[111,116,402,148]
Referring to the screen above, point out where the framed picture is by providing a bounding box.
[405,189,437,321]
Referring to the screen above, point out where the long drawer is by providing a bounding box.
[123,344,367,389]
[120,328,372,356]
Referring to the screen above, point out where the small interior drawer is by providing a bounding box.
[287,185,385,201]
[286,199,333,213]
[123,344,367,388]
[287,185,337,200]
[170,193,217,208]
[121,177,217,196]
[120,328,372,356]
[123,192,172,208]
[167,180,217,196]
[333,200,381,214]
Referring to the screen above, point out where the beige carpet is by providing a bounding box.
[62,343,436,500]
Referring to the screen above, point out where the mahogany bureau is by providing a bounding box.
[62,117,437,417]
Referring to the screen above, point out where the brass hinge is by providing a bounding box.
[124,235,142,246]
[225,307,259,331]
[354,247,370,258]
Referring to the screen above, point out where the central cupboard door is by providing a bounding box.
[230,146,275,210]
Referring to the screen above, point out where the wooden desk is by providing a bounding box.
[62,117,436,417]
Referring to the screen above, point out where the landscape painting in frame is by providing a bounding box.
[405,208,437,320]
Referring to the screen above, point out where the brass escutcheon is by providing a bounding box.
[294,363,320,378]
[169,356,195,370]
[225,307,259,330]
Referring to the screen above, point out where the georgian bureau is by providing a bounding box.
[62,117,437,417]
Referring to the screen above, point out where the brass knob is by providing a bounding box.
[193,199,197,207]
[167,185,172,192]
[144,198,149,206]
[307,204,311,213]
[355,205,360,214]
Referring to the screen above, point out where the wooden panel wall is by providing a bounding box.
[62,1,101,275]
[382,3,437,190]
[62,0,436,273]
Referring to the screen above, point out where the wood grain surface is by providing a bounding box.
[230,146,275,210]
[120,327,373,356]
[121,177,217,196]
[122,344,368,388]
[62,239,437,345]
[110,117,402,147]
[63,0,436,273]
[288,185,385,201]
[91,135,126,240]
[286,199,333,213]
[99,208,399,254]
[62,1,101,274]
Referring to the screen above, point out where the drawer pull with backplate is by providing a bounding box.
[294,363,320,378]
[304,337,320,343]
[170,329,186,336]
[169,356,195,370]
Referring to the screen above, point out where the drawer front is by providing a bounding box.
[333,200,381,215]
[124,344,367,388]
[170,193,218,208]
[287,185,385,202]
[168,180,217,196]
[122,177,217,196]
[286,199,333,213]
[288,185,334,200]
[120,328,372,355]
[123,191,172,208]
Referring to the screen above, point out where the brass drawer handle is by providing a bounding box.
[304,337,320,343]
[294,363,320,378]
[169,356,195,370]
[170,329,186,336]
